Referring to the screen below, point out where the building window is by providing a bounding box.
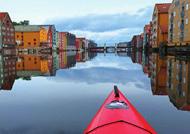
[184,78,186,84]
[173,11,176,17]
[28,42,31,45]
[6,20,10,26]
[34,38,36,41]
[186,4,189,10]
[186,18,188,24]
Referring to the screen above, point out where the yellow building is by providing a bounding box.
[15,26,48,49]
[168,0,190,46]
[40,60,49,73]
[152,3,171,49]
[167,56,190,111]
[62,32,68,50]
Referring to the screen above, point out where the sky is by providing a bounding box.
[0,0,171,45]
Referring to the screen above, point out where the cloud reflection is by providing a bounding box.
[48,67,150,90]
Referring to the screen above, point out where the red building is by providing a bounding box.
[131,35,138,50]
[0,12,15,49]
[136,34,144,50]
[136,50,142,64]
[149,21,153,48]
[59,52,67,69]
[75,38,85,51]
[57,32,65,51]
[143,24,151,50]
[75,52,83,62]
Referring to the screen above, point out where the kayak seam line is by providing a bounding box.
[86,120,153,134]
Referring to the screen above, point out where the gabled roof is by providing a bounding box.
[76,37,86,40]
[59,32,69,34]
[155,3,171,13]
[15,25,40,32]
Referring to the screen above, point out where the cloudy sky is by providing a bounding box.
[1,0,171,44]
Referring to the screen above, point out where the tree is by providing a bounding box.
[13,20,30,26]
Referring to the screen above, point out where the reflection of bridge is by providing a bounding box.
[90,46,131,53]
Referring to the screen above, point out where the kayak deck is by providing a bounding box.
[87,121,151,134]
[84,86,156,134]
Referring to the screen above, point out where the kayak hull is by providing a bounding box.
[84,87,157,134]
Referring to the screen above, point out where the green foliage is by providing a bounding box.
[13,20,30,26]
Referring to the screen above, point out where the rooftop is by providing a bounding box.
[155,3,171,13]
[0,12,8,21]
[15,25,41,32]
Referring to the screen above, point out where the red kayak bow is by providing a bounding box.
[84,86,157,134]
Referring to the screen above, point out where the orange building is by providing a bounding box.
[167,56,190,111]
[16,55,50,77]
[150,53,168,95]
[152,3,171,49]
[15,25,49,49]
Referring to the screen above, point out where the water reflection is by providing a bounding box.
[0,50,97,91]
[0,54,17,90]
[167,56,190,111]
[0,48,190,133]
[1,48,190,112]
[131,49,190,112]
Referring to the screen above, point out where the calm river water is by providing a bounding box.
[0,51,190,134]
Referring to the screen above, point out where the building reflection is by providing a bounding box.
[150,53,168,96]
[16,54,51,79]
[0,50,97,91]
[167,56,190,111]
[131,49,190,112]
[0,54,17,90]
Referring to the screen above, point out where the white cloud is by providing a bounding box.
[70,28,141,44]
[48,6,153,44]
